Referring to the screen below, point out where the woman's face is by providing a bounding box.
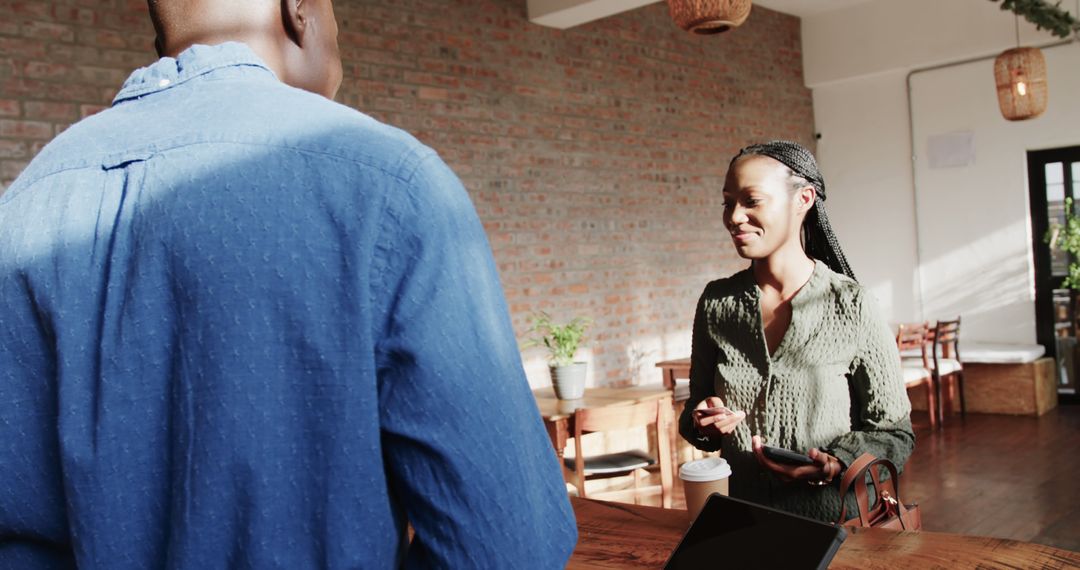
[722,155,812,261]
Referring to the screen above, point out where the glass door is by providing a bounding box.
[1028,146,1080,404]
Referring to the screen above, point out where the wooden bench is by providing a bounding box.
[907,343,1058,416]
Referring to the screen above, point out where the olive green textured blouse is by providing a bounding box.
[678,261,915,522]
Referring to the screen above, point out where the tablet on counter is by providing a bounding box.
[664,493,847,570]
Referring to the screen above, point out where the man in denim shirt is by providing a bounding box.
[0,0,577,568]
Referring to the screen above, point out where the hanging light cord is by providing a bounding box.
[1015,13,1021,48]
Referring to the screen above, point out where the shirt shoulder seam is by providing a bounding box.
[1,139,436,207]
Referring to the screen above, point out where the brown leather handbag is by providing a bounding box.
[835,453,922,531]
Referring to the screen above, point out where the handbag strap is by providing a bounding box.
[835,453,908,527]
[836,453,875,525]
[865,458,912,530]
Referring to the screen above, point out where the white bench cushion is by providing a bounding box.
[958,342,1044,364]
[900,342,1045,364]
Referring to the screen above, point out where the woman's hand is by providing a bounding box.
[751,435,841,485]
[692,397,746,437]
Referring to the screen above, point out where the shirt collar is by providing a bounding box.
[113,42,276,105]
[739,258,830,300]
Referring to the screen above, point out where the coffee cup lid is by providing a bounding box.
[679,457,731,482]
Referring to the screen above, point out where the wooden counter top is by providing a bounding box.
[569,497,1080,569]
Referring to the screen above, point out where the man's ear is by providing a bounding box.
[282,0,308,47]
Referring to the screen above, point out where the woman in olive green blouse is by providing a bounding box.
[678,141,914,522]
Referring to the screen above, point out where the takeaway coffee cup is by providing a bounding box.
[679,457,732,521]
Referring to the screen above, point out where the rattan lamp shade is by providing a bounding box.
[993,47,1048,121]
[667,0,752,35]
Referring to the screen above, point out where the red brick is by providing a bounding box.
[22,21,75,43]
[80,104,108,118]
[100,87,119,103]
[1,160,30,180]
[0,119,53,140]
[100,49,153,68]
[77,28,128,49]
[11,1,51,20]
[0,36,48,59]
[47,42,101,65]
[24,60,75,81]
[417,87,449,101]
[24,101,76,121]
[0,140,28,159]
[100,12,148,31]
[77,66,129,86]
[51,6,98,26]
[0,0,814,387]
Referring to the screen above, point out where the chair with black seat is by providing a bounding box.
[565,398,673,508]
[897,322,937,429]
[930,317,965,419]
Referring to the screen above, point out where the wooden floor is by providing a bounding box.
[599,406,1080,552]
[904,406,1080,552]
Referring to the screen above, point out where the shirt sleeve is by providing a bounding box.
[679,285,724,452]
[826,291,915,471]
[370,151,577,569]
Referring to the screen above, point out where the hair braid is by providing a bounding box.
[734,140,856,281]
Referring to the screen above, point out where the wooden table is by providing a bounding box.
[569,497,1080,569]
[655,358,691,390]
[533,385,673,504]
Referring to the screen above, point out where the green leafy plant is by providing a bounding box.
[1045,197,1080,288]
[524,312,591,367]
[989,0,1080,39]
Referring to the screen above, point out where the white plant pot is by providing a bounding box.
[550,362,587,400]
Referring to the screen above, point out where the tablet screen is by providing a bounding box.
[664,494,847,570]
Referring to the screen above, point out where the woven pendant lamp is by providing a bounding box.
[993,13,1049,122]
[667,0,753,35]
[994,47,1048,121]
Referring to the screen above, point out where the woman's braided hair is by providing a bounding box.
[734,140,857,281]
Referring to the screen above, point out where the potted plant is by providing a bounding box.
[526,312,591,400]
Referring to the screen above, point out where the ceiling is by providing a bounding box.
[526,0,880,30]
[754,0,877,18]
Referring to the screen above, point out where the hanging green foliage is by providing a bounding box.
[989,0,1080,39]
[1045,197,1080,289]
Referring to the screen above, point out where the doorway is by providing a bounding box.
[1028,145,1080,404]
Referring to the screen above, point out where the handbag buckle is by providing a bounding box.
[881,491,899,507]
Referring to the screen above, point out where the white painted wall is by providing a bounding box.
[910,44,1080,343]
[805,0,1080,343]
[813,69,917,322]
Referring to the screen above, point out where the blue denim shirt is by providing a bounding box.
[0,42,576,569]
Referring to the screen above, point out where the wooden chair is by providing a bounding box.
[897,322,937,429]
[565,398,673,508]
[930,318,966,419]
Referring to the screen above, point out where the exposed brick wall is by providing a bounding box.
[0,0,156,184]
[0,0,814,387]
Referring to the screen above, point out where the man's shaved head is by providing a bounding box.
[146,0,342,99]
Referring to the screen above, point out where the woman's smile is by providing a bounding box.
[730,228,758,244]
